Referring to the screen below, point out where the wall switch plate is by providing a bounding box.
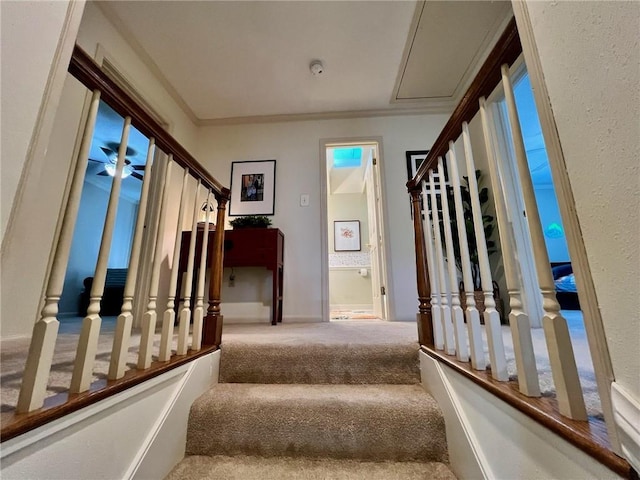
[300,194,310,207]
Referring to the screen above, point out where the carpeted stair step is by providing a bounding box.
[219,343,420,384]
[165,455,457,480]
[186,383,447,462]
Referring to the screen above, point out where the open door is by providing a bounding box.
[322,138,390,321]
[364,146,387,319]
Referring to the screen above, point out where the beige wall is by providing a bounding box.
[197,114,448,322]
[520,0,640,401]
[328,189,372,308]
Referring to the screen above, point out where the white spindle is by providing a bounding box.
[138,156,173,370]
[478,102,539,394]
[177,181,202,355]
[159,167,191,362]
[70,117,132,393]
[462,120,510,382]
[429,171,455,355]
[438,156,469,362]
[192,191,212,351]
[421,181,444,350]
[108,139,156,380]
[17,91,102,412]
[448,141,486,370]
[501,66,586,419]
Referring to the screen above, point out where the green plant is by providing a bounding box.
[442,170,497,290]
[229,215,272,229]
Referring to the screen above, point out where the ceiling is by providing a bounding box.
[97,1,513,124]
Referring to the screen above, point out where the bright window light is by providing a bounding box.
[333,147,362,168]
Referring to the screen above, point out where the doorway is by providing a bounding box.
[320,139,390,322]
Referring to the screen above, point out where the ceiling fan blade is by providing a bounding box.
[88,158,104,163]
[131,172,144,181]
[97,171,110,176]
[132,165,146,170]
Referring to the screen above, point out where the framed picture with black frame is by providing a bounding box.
[229,159,276,216]
[406,150,429,219]
[334,220,361,252]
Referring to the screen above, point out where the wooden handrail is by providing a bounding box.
[407,17,522,190]
[68,45,230,200]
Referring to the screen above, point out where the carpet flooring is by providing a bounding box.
[166,320,455,479]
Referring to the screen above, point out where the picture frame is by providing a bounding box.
[334,220,361,252]
[406,150,429,218]
[229,160,276,216]
[406,150,429,182]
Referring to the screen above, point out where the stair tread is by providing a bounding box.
[166,455,457,480]
[187,384,447,462]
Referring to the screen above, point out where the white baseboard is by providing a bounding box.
[330,304,373,312]
[224,315,322,324]
[611,381,640,473]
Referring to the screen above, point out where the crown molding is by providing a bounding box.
[197,102,454,127]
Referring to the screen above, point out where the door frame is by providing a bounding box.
[319,136,393,322]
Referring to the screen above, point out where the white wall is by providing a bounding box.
[519,0,640,404]
[197,114,448,323]
[0,2,201,336]
[0,351,219,480]
[75,2,198,152]
[420,352,622,480]
[0,1,84,244]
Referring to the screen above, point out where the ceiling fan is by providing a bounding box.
[89,142,145,181]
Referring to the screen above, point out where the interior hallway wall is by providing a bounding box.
[197,114,448,323]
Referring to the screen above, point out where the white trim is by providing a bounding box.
[611,382,640,473]
[512,0,620,453]
[199,104,454,127]
[125,363,195,479]
[330,304,374,312]
[432,360,492,479]
[319,137,393,324]
[0,362,191,458]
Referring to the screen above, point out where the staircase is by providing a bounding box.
[166,322,456,479]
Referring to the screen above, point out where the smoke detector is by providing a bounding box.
[310,60,324,76]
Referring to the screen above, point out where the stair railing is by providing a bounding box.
[3,45,230,441]
[408,17,625,476]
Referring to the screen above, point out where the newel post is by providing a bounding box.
[409,183,433,347]
[203,190,229,346]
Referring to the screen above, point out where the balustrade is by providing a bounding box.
[10,45,230,433]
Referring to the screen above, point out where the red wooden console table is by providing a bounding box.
[178,228,284,325]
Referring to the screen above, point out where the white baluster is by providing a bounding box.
[138,156,173,370]
[70,117,132,393]
[479,102,539,394]
[438,156,469,362]
[177,181,202,355]
[192,191,213,351]
[429,171,455,355]
[159,167,191,362]
[448,141,486,370]
[463,120,511,382]
[108,138,156,380]
[17,91,102,412]
[421,181,443,350]
[501,66,586,418]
